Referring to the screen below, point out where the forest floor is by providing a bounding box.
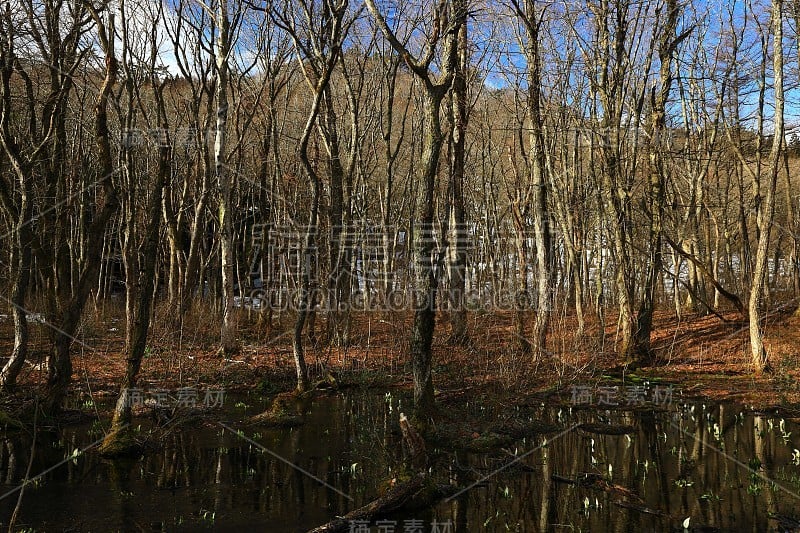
[2,300,800,417]
[6,305,799,532]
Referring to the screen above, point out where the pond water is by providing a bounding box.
[1,391,800,532]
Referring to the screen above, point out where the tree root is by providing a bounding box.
[98,427,143,458]
[248,391,306,427]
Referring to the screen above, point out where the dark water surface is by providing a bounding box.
[1,392,800,532]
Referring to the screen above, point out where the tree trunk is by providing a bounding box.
[216,0,239,356]
[45,11,119,412]
[447,9,469,345]
[101,85,169,455]
[635,0,685,363]
[749,0,783,374]
[280,0,351,392]
[411,90,445,420]
[520,0,553,361]
[320,89,350,347]
[0,219,32,390]
[365,0,462,422]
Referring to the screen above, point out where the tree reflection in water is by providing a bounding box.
[0,395,799,531]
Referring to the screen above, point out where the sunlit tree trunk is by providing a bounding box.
[447,0,469,345]
[518,0,553,361]
[274,0,353,391]
[216,0,239,356]
[749,0,783,373]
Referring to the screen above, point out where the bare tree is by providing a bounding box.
[215,0,240,356]
[0,3,48,390]
[509,0,554,360]
[44,1,120,411]
[163,0,216,323]
[272,0,356,391]
[749,0,783,373]
[635,0,692,360]
[101,0,171,455]
[366,0,464,422]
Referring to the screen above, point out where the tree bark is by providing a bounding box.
[447,1,469,345]
[517,0,554,361]
[102,79,170,455]
[366,0,463,422]
[635,0,687,362]
[45,9,119,411]
[216,0,240,356]
[749,0,783,373]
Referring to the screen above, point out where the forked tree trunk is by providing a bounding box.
[277,0,351,392]
[366,0,462,423]
[45,10,119,412]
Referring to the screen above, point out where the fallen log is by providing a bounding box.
[769,513,800,531]
[613,499,668,517]
[307,413,457,533]
[307,474,427,533]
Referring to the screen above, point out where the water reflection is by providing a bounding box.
[0,394,798,531]
[431,405,800,532]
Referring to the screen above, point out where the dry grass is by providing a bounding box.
[1,299,800,409]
